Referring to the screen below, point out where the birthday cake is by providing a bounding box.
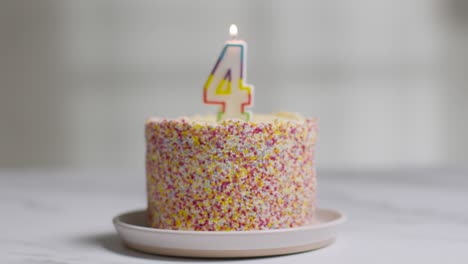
[145,113,317,231]
[145,25,318,231]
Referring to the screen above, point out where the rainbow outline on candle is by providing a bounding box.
[203,44,253,121]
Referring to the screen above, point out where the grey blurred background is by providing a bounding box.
[0,0,467,170]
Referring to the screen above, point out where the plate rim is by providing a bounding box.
[113,207,346,235]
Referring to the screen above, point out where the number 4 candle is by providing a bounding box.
[203,24,254,121]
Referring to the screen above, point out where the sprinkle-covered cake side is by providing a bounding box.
[145,114,318,231]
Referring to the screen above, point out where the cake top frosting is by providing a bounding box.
[146,112,313,126]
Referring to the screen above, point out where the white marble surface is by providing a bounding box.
[1,168,468,263]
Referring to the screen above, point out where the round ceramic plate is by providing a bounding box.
[113,208,345,258]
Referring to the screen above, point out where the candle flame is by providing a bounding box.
[229,24,238,38]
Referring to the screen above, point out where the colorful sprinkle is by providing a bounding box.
[145,113,318,231]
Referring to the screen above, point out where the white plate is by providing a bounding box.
[113,208,345,258]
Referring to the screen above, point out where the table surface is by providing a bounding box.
[2,168,468,263]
